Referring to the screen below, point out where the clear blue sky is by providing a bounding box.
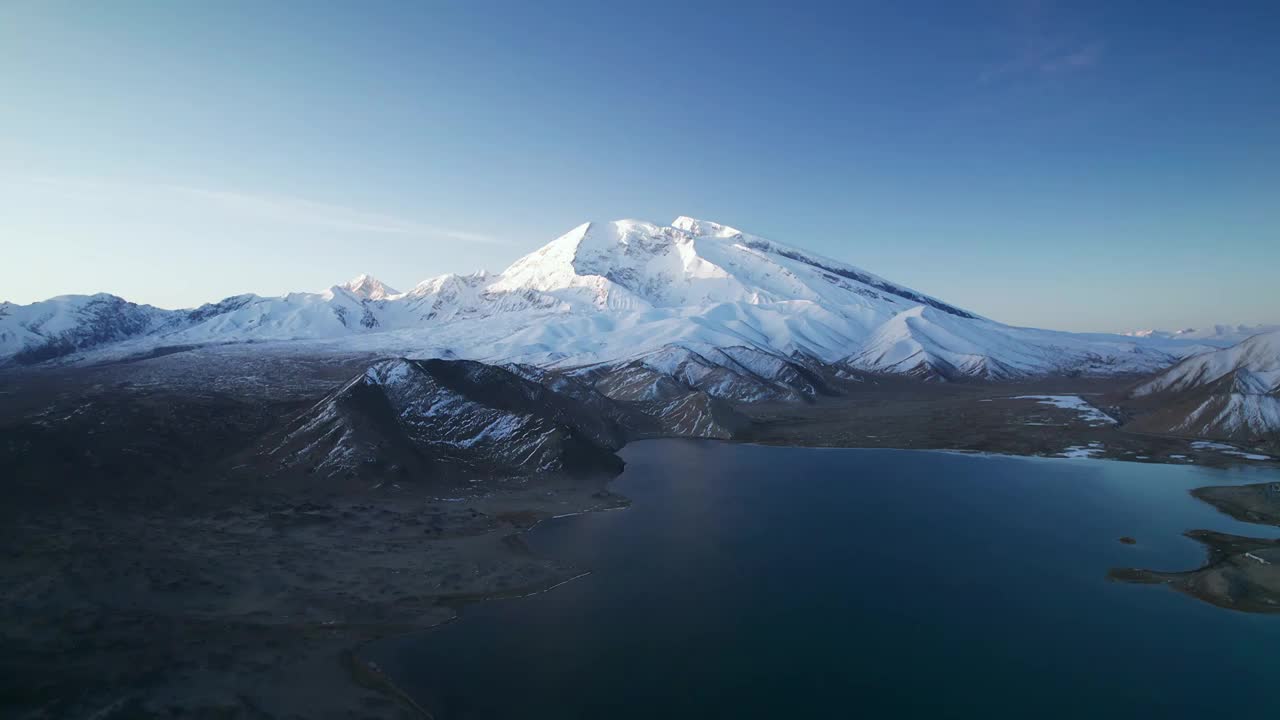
[2,0,1277,332]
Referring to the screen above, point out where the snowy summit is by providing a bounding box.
[340,274,399,301]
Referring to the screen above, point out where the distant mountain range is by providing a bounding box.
[1122,325,1280,344]
[1,217,1246,386]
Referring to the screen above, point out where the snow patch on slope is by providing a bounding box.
[1013,395,1117,426]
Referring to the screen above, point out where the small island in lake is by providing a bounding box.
[1110,483,1280,613]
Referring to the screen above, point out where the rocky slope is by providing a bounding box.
[267,357,747,482]
[269,358,623,480]
[563,344,839,403]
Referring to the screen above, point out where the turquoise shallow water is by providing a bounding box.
[374,441,1280,719]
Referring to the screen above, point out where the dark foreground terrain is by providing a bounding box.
[0,350,631,717]
[1,347,1277,717]
[1,472,623,718]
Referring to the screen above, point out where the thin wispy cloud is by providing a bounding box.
[978,2,1103,84]
[20,176,503,245]
[1041,43,1103,73]
[979,40,1103,84]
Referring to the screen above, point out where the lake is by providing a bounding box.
[373,440,1280,718]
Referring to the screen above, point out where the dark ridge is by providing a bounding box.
[740,238,978,319]
[410,358,629,450]
[89,344,204,368]
[13,337,77,365]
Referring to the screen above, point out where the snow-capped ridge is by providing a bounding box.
[1215,368,1280,397]
[1125,331,1280,448]
[1134,330,1280,397]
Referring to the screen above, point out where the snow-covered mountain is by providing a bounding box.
[1129,331,1280,446]
[1134,331,1280,397]
[0,294,177,364]
[1,216,1244,385]
[1123,324,1280,344]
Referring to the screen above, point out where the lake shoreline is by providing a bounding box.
[367,442,1280,718]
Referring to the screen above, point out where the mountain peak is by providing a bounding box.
[486,215,987,320]
[342,274,398,300]
[671,216,742,238]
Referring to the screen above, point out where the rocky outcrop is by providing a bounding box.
[268,356,752,482]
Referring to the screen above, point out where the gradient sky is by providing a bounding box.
[2,0,1277,332]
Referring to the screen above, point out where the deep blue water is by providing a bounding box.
[374,441,1280,719]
